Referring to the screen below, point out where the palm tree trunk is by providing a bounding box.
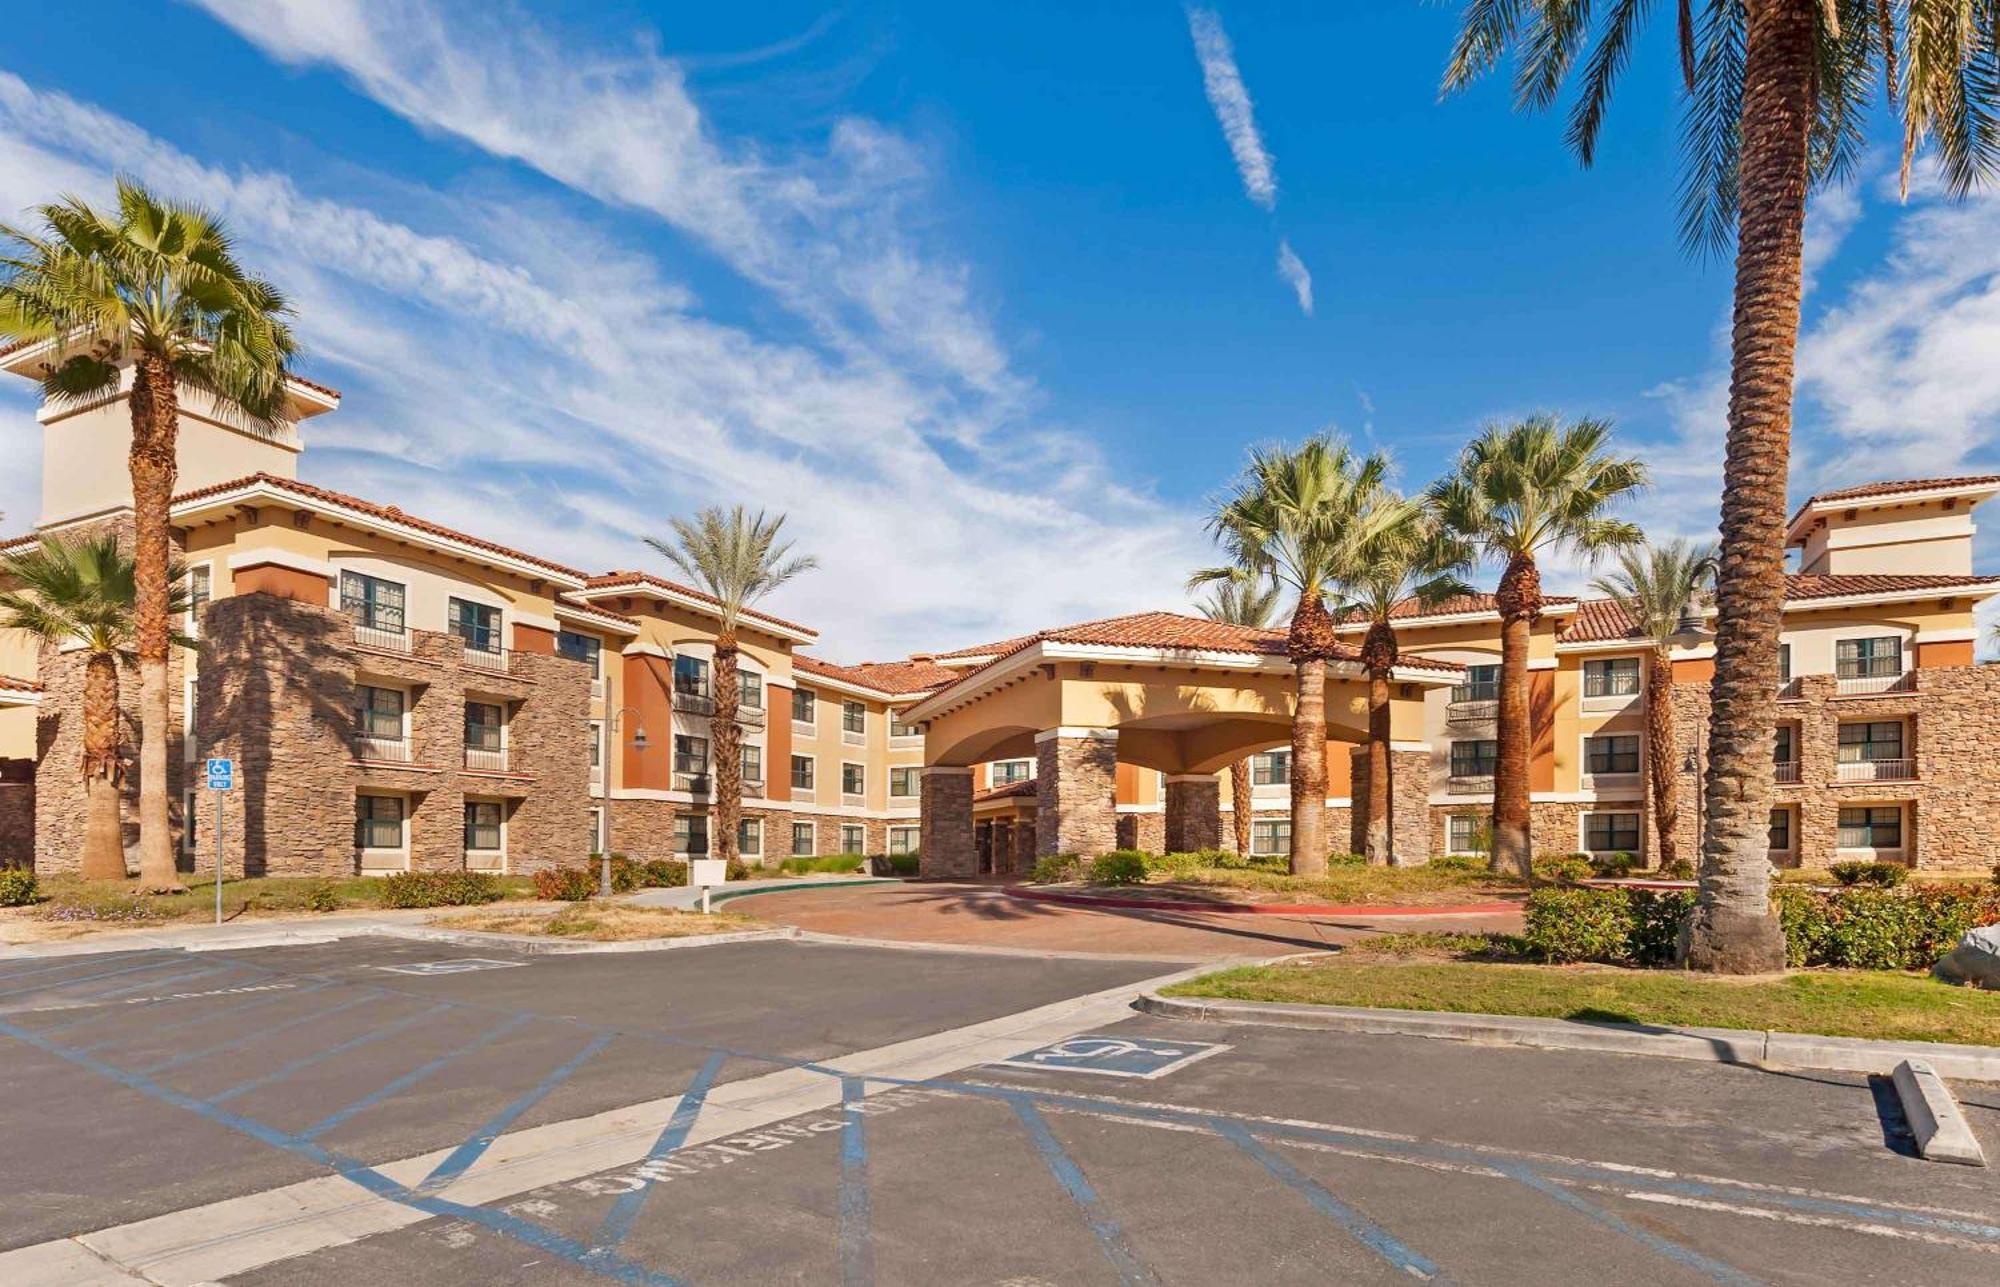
[1646,645,1679,871]
[712,634,742,868]
[1286,594,1335,877]
[1490,554,1540,879]
[1360,620,1398,866]
[1684,0,1812,974]
[80,652,126,880]
[130,354,182,893]
[1229,757,1253,856]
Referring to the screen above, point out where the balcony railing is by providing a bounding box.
[741,775,765,797]
[1447,774,1495,795]
[1835,671,1914,697]
[1446,700,1497,726]
[1775,677,1803,701]
[1583,674,1642,699]
[673,771,711,794]
[1835,757,1915,783]
[1773,760,1800,784]
[1449,681,1499,705]
[464,746,508,773]
[352,734,411,763]
[737,704,767,728]
[354,623,412,654]
[673,689,715,717]
[462,642,509,674]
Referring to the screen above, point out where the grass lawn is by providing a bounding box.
[1071,864,1522,908]
[429,904,764,941]
[1164,955,2000,1047]
[0,874,539,940]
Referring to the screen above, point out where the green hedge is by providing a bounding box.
[779,855,867,875]
[0,868,37,907]
[378,871,503,909]
[1089,850,1150,885]
[1827,860,1908,888]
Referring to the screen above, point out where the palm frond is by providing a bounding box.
[643,506,819,632]
[1429,414,1648,571]
[1588,537,1718,641]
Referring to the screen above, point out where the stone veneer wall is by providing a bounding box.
[1426,802,1640,862]
[1346,749,1433,865]
[1035,734,1119,856]
[0,781,32,866]
[920,769,976,878]
[608,800,888,866]
[1116,810,1166,853]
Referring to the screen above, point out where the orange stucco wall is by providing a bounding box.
[766,683,794,802]
[1115,761,1141,805]
[1672,657,1716,683]
[624,652,674,790]
[513,624,556,655]
[234,563,329,602]
[1918,640,1974,668]
[1530,671,1556,793]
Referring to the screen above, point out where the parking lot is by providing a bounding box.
[2,934,1997,1284]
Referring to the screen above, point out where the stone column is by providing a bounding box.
[1389,746,1432,866]
[918,767,975,879]
[1035,728,1119,857]
[1013,819,1038,872]
[1163,775,1222,853]
[1347,743,1371,857]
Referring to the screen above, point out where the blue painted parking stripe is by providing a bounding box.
[139,991,380,1074]
[1491,1160,1760,1286]
[593,1049,728,1251]
[1010,1098,1160,1287]
[76,980,330,1053]
[419,1032,617,1194]
[0,954,184,998]
[209,1003,455,1105]
[302,1011,535,1140]
[837,1075,875,1287]
[1212,1117,1448,1282]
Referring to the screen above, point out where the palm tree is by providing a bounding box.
[1332,496,1472,866]
[1590,539,1719,873]
[1430,416,1647,878]
[1195,436,1404,876]
[646,508,816,867]
[0,535,192,880]
[1194,571,1283,858]
[1439,0,2000,958]
[0,181,296,892]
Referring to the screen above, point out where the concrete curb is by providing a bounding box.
[376,924,801,955]
[1003,885,1520,919]
[1135,994,2000,1081]
[1892,1059,1989,1165]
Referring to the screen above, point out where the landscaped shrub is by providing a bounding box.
[1428,853,1485,872]
[640,859,688,888]
[1531,854,1593,884]
[1661,859,1695,880]
[1146,851,1210,879]
[302,881,341,913]
[1031,853,1084,884]
[0,868,38,907]
[1588,850,1642,879]
[1522,887,1634,963]
[1090,850,1150,885]
[1326,851,1367,867]
[1828,860,1909,888]
[880,853,920,877]
[779,855,867,875]
[532,866,598,902]
[1625,889,1696,966]
[379,871,503,909]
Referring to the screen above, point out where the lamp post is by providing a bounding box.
[599,706,647,899]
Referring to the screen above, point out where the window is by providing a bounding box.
[793,687,816,724]
[1838,806,1903,850]
[449,598,501,654]
[842,700,866,736]
[1774,724,1795,764]
[182,790,200,855]
[1768,808,1793,852]
[792,821,816,857]
[1251,819,1291,856]
[890,711,921,738]
[791,754,815,792]
[464,801,503,852]
[890,767,919,798]
[340,571,405,633]
[991,759,1033,786]
[1836,636,1903,680]
[1584,734,1640,775]
[185,564,212,634]
[590,721,603,770]
[557,630,602,675]
[840,824,866,854]
[674,813,709,855]
[1584,812,1641,853]
[1252,751,1290,786]
[1583,657,1642,698]
[1447,814,1484,855]
[1454,663,1500,702]
[590,806,606,855]
[1778,643,1792,682]
[1837,721,1903,762]
[464,702,504,752]
[673,654,709,697]
[674,734,709,775]
[741,672,763,710]
[1449,740,1498,779]
[888,826,920,855]
[354,686,404,739]
[741,744,762,782]
[355,795,404,850]
[842,762,865,796]
[738,817,762,856]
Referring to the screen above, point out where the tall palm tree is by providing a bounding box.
[1195,436,1404,876]
[0,181,296,892]
[646,507,816,867]
[1590,539,1719,872]
[1440,0,2000,958]
[1332,496,1472,866]
[1430,416,1647,878]
[1194,571,1284,858]
[0,535,192,880]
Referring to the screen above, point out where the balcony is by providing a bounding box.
[741,776,766,798]
[673,771,712,794]
[672,689,715,717]
[1446,700,1497,727]
[1773,760,1800,784]
[1836,757,1914,783]
[1582,676,1642,704]
[464,746,508,773]
[1775,677,1803,701]
[352,734,411,763]
[1447,774,1495,796]
[1449,681,1499,705]
[736,704,767,728]
[354,623,412,654]
[462,642,509,674]
[1835,671,1914,698]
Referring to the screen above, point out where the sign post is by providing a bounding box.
[205,758,234,926]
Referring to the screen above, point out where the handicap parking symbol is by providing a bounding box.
[991,1034,1231,1079]
[377,958,527,976]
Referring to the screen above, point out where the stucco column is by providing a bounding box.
[918,767,975,879]
[1163,775,1222,853]
[1035,728,1119,857]
[1389,745,1431,866]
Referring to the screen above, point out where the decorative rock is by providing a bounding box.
[1933,924,2000,990]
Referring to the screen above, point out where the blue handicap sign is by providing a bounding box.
[205,757,235,791]
[991,1034,1231,1080]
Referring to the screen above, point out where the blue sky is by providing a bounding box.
[3,2,1998,657]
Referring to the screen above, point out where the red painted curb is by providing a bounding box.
[1002,885,1521,918]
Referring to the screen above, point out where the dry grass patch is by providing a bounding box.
[429,903,766,942]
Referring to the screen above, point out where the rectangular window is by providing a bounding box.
[1768,808,1793,851]
[557,630,602,675]
[1252,750,1291,786]
[842,700,866,736]
[590,721,603,769]
[1454,663,1500,702]
[354,686,404,739]
[890,711,921,738]
[340,571,406,633]
[741,744,762,781]
[840,824,866,855]
[1584,812,1642,853]
[1838,806,1903,850]
[355,795,404,850]
[1778,642,1792,682]
[1774,724,1795,764]
[185,564,212,634]
[1836,636,1903,679]
[674,735,709,775]
[888,826,920,855]
[674,813,709,855]
[1449,740,1498,779]
[1251,819,1291,856]
[991,759,1033,786]
[673,654,709,697]
[590,806,605,855]
[791,754,815,791]
[741,672,763,710]
[792,687,816,724]
[1836,721,1904,762]
[842,762,865,796]
[1583,657,1642,698]
[890,766,919,797]
[448,598,501,654]
[464,701,504,752]
[792,821,815,857]
[464,801,503,852]
[738,817,762,856]
[1584,734,1640,775]
[1447,814,1483,854]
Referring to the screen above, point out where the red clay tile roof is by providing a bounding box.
[0,675,41,695]
[974,778,1038,803]
[1557,598,1648,643]
[554,595,639,629]
[1560,574,2000,643]
[1341,592,1578,625]
[1789,475,2000,532]
[794,654,957,696]
[173,473,587,581]
[581,571,815,638]
[933,633,1039,660]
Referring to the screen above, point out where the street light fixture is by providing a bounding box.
[599,707,647,899]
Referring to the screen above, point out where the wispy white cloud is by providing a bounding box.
[1275,239,1312,315]
[1185,6,1275,211]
